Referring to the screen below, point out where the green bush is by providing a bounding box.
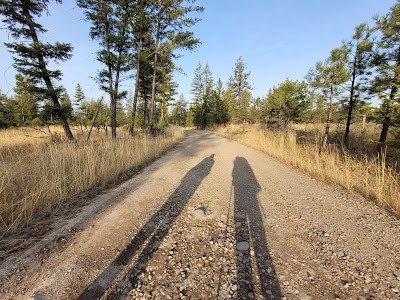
[30,117,43,126]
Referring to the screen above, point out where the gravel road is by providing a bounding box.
[1,130,400,299]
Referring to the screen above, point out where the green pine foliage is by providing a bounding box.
[0,0,75,140]
[342,24,374,147]
[13,74,39,124]
[265,79,311,128]
[77,0,132,139]
[171,94,188,126]
[370,2,400,146]
[307,47,350,145]
[227,56,252,121]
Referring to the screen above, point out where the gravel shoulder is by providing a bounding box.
[1,130,400,299]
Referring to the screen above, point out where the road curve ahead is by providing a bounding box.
[1,131,400,299]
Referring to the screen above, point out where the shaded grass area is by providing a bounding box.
[214,124,400,216]
[0,126,186,233]
[290,123,400,168]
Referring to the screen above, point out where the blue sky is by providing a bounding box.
[0,0,397,105]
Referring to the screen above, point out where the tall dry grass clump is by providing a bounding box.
[0,126,185,232]
[215,124,400,215]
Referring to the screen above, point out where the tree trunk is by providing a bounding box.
[161,98,164,121]
[378,96,393,153]
[22,3,75,141]
[143,96,148,132]
[87,99,102,142]
[344,55,358,148]
[323,83,334,148]
[112,64,121,139]
[362,115,366,131]
[129,40,142,137]
[147,33,159,134]
[103,11,116,140]
[20,98,25,123]
[379,116,391,144]
[378,46,400,150]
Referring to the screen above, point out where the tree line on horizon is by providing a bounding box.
[0,0,203,141]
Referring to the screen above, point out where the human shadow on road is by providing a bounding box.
[78,154,215,300]
[232,157,282,299]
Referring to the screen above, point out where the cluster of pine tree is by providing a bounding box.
[0,0,203,140]
[169,58,252,129]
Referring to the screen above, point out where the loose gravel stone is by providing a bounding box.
[236,242,250,251]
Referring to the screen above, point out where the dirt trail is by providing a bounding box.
[1,131,400,299]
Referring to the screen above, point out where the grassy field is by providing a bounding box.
[0,125,185,233]
[290,122,400,164]
[214,123,400,216]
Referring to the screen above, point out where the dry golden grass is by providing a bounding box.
[214,124,400,216]
[0,125,185,232]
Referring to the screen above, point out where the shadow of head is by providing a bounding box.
[182,154,215,184]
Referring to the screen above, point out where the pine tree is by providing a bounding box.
[307,47,350,147]
[203,63,214,94]
[171,94,187,126]
[0,0,75,140]
[223,88,236,120]
[147,0,203,133]
[191,62,215,128]
[129,0,152,136]
[61,92,73,120]
[74,83,88,129]
[191,62,204,103]
[14,74,39,123]
[155,43,178,128]
[74,84,85,109]
[265,79,310,127]
[343,24,374,147]
[215,78,224,98]
[228,56,252,121]
[185,106,194,127]
[370,1,400,149]
[78,0,133,139]
[0,90,13,127]
[210,90,229,125]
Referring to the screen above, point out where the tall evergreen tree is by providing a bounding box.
[14,74,38,123]
[78,0,133,139]
[146,0,203,133]
[129,0,151,136]
[61,92,73,120]
[74,83,88,126]
[191,62,204,104]
[343,24,374,147]
[0,0,75,140]
[307,47,350,147]
[215,78,224,98]
[74,83,86,109]
[228,56,252,121]
[209,90,229,125]
[191,62,214,128]
[203,63,214,94]
[171,94,187,126]
[370,1,400,149]
[155,43,178,128]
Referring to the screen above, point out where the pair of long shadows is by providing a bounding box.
[78,155,281,299]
